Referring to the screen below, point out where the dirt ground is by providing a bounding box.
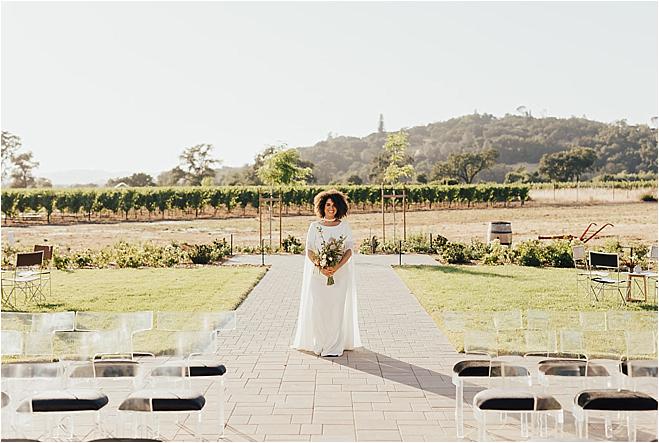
[2,200,656,252]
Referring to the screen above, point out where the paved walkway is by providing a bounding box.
[217,254,462,442]
[212,254,657,443]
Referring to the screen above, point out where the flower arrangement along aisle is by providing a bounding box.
[316,226,346,285]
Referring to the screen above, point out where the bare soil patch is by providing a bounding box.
[2,201,656,252]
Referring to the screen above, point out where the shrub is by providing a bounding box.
[439,242,469,264]
[282,235,303,254]
[541,240,573,268]
[358,237,377,254]
[187,244,214,265]
[513,240,543,267]
[641,193,657,202]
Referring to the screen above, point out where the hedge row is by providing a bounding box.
[1,184,530,223]
[529,180,657,190]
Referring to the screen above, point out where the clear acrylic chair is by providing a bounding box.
[120,330,219,440]
[621,330,658,391]
[574,328,656,443]
[526,310,550,330]
[30,312,75,333]
[452,329,498,438]
[155,311,236,334]
[579,311,607,331]
[493,310,522,331]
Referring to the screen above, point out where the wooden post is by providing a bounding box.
[279,191,283,250]
[381,185,385,243]
[258,192,263,251]
[392,196,396,241]
[403,188,407,241]
[269,189,273,249]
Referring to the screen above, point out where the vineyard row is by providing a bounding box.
[1,184,532,224]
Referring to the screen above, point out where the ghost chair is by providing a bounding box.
[74,311,153,356]
[537,330,611,394]
[620,330,658,392]
[526,310,550,330]
[579,311,607,332]
[451,329,531,439]
[573,388,657,441]
[120,330,220,441]
[471,329,560,441]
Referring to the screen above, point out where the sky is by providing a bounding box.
[2,1,657,181]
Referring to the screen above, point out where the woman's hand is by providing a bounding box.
[319,266,336,277]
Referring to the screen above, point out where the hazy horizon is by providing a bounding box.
[2,1,657,180]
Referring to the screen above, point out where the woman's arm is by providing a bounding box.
[307,249,319,266]
[328,249,352,275]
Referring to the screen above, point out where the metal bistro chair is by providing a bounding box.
[573,245,608,299]
[588,251,626,304]
[1,251,46,307]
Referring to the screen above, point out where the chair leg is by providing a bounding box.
[604,415,613,439]
[520,412,529,438]
[455,381,464,438]
[477,411,487,442]
[627,413,637,442]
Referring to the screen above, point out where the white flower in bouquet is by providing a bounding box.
[315,226,347,286]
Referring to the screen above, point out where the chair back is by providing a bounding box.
[559,329,585,358]
[16,251,43,268]
[132,329,215,358]
[1,312,34,332]
[579,311,607,331]
[75,311,153,334]
[31,312,75,333]
[493,310,522,331]
[463,330,497,357]
[1,330,23,356]
[33,245,53,261]
[52,330,130,361]
[572,245,586,262]
[589,251,619,270]
[156,311,236,332]
[527,310,550,329]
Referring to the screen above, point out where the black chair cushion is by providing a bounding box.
[620,360,658,377]
[576,389,658,411]
[475,389,562,411]
[539,359,609,377]
[89,439,162,442]
[190,363,226,377]
[1,392,9,408]
[453,360,529,377]
[119,389,205,412]
[69,360,139,378]
[150,361,226,377]
[17,389,108,412]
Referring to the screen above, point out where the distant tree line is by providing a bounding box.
[2,113,656,189]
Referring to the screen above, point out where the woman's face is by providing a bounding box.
[324,198,337,219]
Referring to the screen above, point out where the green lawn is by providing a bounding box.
[395,264,657,352]
[2,265,268,313]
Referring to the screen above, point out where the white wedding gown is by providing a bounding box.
[292,219,362,356]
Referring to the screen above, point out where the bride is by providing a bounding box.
[292,189,362,357]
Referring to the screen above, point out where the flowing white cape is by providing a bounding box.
[292,220,362,353]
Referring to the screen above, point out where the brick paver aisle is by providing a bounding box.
[209,255,657,443]
[213,254,464,442]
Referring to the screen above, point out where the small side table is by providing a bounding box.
[625,272,658,302]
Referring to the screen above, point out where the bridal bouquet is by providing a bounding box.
[316,226,346,286]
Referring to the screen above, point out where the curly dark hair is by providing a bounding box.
[313,189,349,220]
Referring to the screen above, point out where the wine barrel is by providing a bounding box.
[488,221,512,245]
